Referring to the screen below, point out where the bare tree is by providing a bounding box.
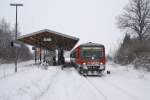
[117,0,150,41]
[0,18,33,63]
[0,19,15,62]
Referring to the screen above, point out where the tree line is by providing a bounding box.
[0,18,33,63]
[115,0,150,71]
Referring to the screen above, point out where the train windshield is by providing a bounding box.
[81,47,104,59]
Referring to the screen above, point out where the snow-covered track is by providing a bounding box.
[83,77,109,100]
[100,77,140,100]
[86,76,140,100]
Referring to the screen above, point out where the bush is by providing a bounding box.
[115,34,150,66]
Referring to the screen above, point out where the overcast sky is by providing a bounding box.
[0,0,129,54]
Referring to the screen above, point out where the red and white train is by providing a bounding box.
[70,42,106,76]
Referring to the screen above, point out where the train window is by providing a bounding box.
[81,47,104,59]
[71,51,76,58]
[73,51,76,58]
[70,54,72,58]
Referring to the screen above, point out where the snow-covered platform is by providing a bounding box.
[0,61,150,100]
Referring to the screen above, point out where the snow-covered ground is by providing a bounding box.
[0,61,150,100]
[0,60,35,79]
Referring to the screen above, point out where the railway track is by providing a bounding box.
[85,76,140,100]
[82,76,109,100]
[100,77,140,100]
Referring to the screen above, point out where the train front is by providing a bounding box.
[80,45,106,75]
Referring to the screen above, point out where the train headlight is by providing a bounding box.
[82,62,87,69]
[100,62,103,65]
[83,62,86,65]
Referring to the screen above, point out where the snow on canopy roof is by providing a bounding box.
[18,29,79,41]
[80,42,104,47]
[18,29,79,51]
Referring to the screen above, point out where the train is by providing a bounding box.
[70,42,106,76]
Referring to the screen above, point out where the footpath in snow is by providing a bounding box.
[0,61,150,100]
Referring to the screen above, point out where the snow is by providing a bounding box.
[0,60,34,79]
[0,61,150,100]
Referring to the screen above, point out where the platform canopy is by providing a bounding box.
[18,29,79,51]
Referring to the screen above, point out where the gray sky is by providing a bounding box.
[0,0,129,54]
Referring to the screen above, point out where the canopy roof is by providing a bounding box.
[18,29,79,51]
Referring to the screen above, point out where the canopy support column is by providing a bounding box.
[58,47,65,65]
[39,47,42,64]
[34,47,37,64]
